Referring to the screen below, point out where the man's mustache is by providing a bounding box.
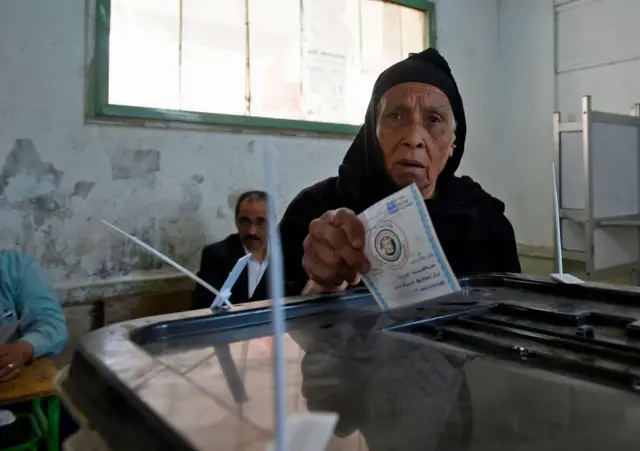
[244,235,261,241]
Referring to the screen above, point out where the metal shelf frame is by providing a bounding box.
[552,96,640,279]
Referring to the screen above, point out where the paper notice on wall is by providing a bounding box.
[358,184,460,310]
[301,0,358,123]
[301,51,347,120]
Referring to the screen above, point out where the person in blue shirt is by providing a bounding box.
[0,250,68,382]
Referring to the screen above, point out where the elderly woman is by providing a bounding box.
[280,48,520,295]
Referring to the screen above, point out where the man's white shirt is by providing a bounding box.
[244,246,269,297]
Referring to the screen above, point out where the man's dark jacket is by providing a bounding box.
[191,233,270,309]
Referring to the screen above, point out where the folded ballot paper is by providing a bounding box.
[359,183,460,309]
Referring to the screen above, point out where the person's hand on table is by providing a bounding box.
[0,341,34,382]
[302,208,370,292]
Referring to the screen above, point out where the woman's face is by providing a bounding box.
[376,83,456,199]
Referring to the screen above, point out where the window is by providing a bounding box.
[93,0,436,134]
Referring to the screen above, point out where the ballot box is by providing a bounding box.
[60,274,640,451]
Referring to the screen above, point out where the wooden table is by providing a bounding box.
[0,358,60,451]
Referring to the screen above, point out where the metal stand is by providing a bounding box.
[553,96,640,282]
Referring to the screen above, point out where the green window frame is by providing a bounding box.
[91,0,436,135]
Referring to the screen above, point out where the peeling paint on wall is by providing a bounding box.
[216,206,228,219]
[0,139,95,227]
[110,148,160,188]
[0,139,210,286]
[0,133,338,291]
[179,174,204,213]
[90,218,160,278]
[0,139,63,199]
[73,181,95,199]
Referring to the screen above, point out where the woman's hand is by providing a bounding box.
[301,277,362,296]
[302,208,370,289]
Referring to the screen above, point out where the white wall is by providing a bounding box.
[556,0,640,117]
[439,0,502,205]
[0,0,502,290]
[497,0,556,248]
[496,0,640,248]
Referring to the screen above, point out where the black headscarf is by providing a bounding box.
[338,48,467,210]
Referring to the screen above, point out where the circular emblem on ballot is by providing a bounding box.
[371,221,409,269]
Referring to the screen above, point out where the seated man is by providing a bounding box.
[192,190,271,309]
[0,249,68,382]
[279,48,521,295]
